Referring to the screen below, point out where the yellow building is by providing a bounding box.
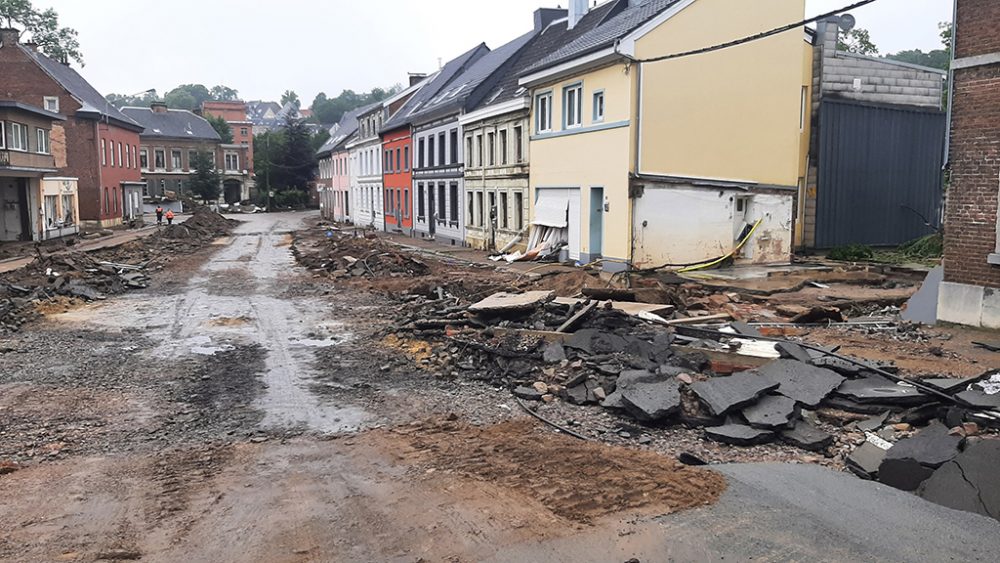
[520,0,812,271]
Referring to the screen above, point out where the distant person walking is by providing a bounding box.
[155,205,164,225]
[165,210,175,225]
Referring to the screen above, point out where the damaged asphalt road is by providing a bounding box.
[2,212,1000,562]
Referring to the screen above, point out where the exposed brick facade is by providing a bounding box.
[0,29,142,227]
[943,0,1000,290]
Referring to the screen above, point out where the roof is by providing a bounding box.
[525,0,684,74]
[381,43,491,131]
[406,30,538,125]
[20,45,143,130]
[0,100,66,121]
[120,107,222,141]
[316,102,379,156]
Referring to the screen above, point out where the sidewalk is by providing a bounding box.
[0,215,185,275]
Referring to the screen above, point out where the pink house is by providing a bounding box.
[317,108,364,222]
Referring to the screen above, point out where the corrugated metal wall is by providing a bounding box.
[815,99,946,248]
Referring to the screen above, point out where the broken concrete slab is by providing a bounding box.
[901,265,942,326]
[756,359,845,408]
[846,442,888,479]
[564,329,628,356]
[878,458,936,492]
[884,422,963,469]
[621,379,682,422]
[690,372,780,416]
[836,375,931,406]
[705,423,775,446]
[468,291,554,313]
[742,395,798,429]
[780,420,834,452]
[542,341,566,363]
[919,440,1000,521]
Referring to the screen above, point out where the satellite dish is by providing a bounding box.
[839,14,857,32]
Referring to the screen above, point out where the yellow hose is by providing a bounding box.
[677,218,764,273]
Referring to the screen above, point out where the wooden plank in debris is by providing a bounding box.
[659,313,732,326]
[582,287,636,301]
[674,345,772,375]
[554,297,674,318]
[491,328,570,343]
[557,301,598,333]
[468,291,554,313]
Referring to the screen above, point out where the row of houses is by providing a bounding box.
[316,0,948,275]
[0,28,255,240]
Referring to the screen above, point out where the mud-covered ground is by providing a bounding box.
[3,212,998,563]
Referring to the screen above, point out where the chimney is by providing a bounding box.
[408,73,427,87]
[534,7,567,32]
[150,101,169,114]
[23,41,38,52]
[0,28,20,47]
[568,0,589,30]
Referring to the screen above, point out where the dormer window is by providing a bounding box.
[43,96,59,113]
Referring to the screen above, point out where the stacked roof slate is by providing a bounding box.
[120,107,222,141]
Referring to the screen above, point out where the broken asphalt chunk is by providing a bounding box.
[779,420,833,452]
[542,341,566,363]
[846,442,888,479]
[513,386,544,401]
[564,329,628,355]
[621,379,682,422]
[919,440,1000,521]
[690,372,779,416]
[836,375,930,406]
[756,359,845,407]
[704,423,775,446]
[884,422,963,469]
[601,370,662,409]
[741,394,798,429]
[878,458,936,492]
[856,411,891,432]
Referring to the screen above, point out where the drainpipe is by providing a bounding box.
[943,0,957,169]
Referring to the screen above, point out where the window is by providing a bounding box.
[564,83,582,128]
[476,191,484,227]
[427,135,435,167]
[396,190,401,217]
[188,150,197,169]
[43,96,59,113]
[593,91,605,123]
[437,183,446,220]
[800,86,809,131]
[45,195,58,227]
[514,126,524,163]
[171,149,182,170]
[385,188,393,213]
[160,179,166,192]
[154,149,165,170]
[514,192,524,230]
[438,132,446,166]
[500,192,509,229]
[10,123,27,151]
[476,135,483,168]
[403,188,409,218]
[118,143,123,168]
[450,129,458,164]
[487,132,496,166]
[240,127,248,136]
[395,148,401,173]
[0,122,5,149]
[101,139,107,163]
[36,128,50,154]
[225,153,239,171]
[535,92,552,133]
[488,192,496,228]
[110,143,115,167]
[140,149,148,170]
[467,192,474,227]
[466,137,474,167]
[384,150,391,173]
[404,146,410,171]
[418,138,426,168]
[417,183,425,219]
[104,187,110,212]
[61,194,74,225]
[449,182,459,224]
[127,145,132,169]
[499,129,508,165]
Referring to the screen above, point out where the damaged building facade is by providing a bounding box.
[938,0,1000,329]
[520,0,811,272]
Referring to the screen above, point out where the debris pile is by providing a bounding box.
[294,228,430,279]
[161,207,238,241]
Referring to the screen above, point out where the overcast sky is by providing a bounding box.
[34,0,952,106]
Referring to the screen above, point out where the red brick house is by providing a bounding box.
[938,0,1000,328]
[0,28,145,228]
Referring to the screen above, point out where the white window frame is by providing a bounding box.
[139,148,148,170]
[563,83,583,129]
[0,122,6,149]
[535,91,553,134]
[154,149,165,170]
[43,96,59,113]
[225,152,240,171]
[800,86,808,132]
[593,90,605,123]
[118,142,123,168]
[171,149,182,171]
[10,122,28,151]
[36,128,50,154]
[102,139,107,165]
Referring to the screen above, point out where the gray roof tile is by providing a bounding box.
[120,107,221,141]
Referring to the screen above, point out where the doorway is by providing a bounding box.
[589,187,604,261]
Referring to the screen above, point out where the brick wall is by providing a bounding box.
[943,2,1000,290]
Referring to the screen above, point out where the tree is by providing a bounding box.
[189,150,222,204]
[253,130,286,195]
[281,90,300,108]
[106,90,158,109]
[206,114,233,144]
[310,85,403,125]
[311,128,331,152]
[839,28,879,56]
[884,21,952,72]
[280,115,316,190]
[164,84,212,111]
[210,85,239,101]
[0,0,83,65]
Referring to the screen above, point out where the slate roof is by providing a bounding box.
[471,4,619,112]
[381,44,490,132]
[525,0,684,74]
[405,30,537,125]
[316,102,380,156]
[20,46,142,130]
[120,107,222,141]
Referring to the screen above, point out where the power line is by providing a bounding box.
[632,0,879,64]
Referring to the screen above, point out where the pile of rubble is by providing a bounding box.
[294,228,430,279]
[1,208,237,332]
[384,287,1000,521]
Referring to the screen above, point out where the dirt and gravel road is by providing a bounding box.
[2,212,998,563]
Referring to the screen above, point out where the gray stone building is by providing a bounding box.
[801,17,947,249]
